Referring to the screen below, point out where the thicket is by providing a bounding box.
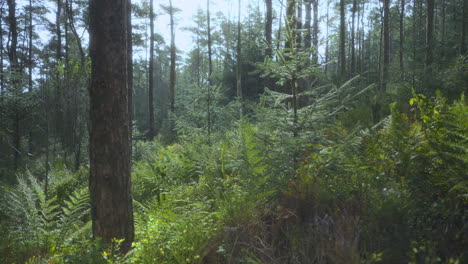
[1,59,467,262]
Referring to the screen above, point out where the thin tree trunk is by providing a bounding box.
[169,0,176,113]
[351,0,357,75]
[461,0,467,55]
[441,0,446,59]
[207,0,212,85]
[296,1,302,49]
[89,0,134,253]
[399,0,405,76]
[206,0,212,132]
[148,0,155,139]
[276,1,283,55]
[237,0,242,115]
[339,0,346,79]
[265,0,273,58]
[312,0,318,64]
[304,1,311,52]
[381,0,390,91]
[28,0,33,153]
[325,1,329,74]
[7,0,20,170]
[425,0,434,69]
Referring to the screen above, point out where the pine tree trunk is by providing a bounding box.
[237,0,242,107]
[207,0,213,85]
[148,0,155,139]
[399,0,405,75]
[351,0,357,75]
[426,0,434,68]
[381,0,390,92]
[339,0,346,79]
[461,0,467,55]
[265,0,272,58]
[304,1,311,52]
[127,0,133,156]
[312,0,318,64]
[89,0,134,253]
[169,0,176,113]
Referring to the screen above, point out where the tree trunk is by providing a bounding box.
[285,0,295,50]
[461,0,467,55]
[169,0,176,113]
[127,0,133,156]
[237,0,242,108]
[265,0,272,58]
[304,1,311,52]
[312,0,318,64]
[339,0,346,79]
[89,0,134,253]
[296,1,302,49]
[148,0,155,139]
[325,2,329,74]
[7,0,20,170]
[351,0,357,75]
[425,0,434,69]
[399,0,405,75]
[207,0,212,85]
[381,0,390,91]
[276,2,283,54]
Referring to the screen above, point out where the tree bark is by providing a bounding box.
[351,0,357,75]
[89,0,134,252]
[265,0,272,58]
[381,0,390,91]
[148,0,155,139]
[304,1,311,52]
[425,0,434,68]
[207,0,212,85]
[399,0,405,75]
[312,0,318,64]
[169,0,176,113]
[339,0,346,79]
[461,0,467,55]
[237,0,242,106]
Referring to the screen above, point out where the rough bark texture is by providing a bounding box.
[148,0,155,139]
[89,0,134,253]
[461,0,467,55]
[127,0,133,151]
[265,0,272,58]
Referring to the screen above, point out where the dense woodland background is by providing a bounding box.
[0,0,467,263]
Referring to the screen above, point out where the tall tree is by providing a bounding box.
[339,0,346,78]
[304,1,311,52]
[236,0,242,103]
[89,0,134,252]
[351,0,357,74]
[460,0,467,55]
[425,0,434,69]
[399,0,405,75]
[312,0,318,64]
[207,0,212,85]
[381,0,390,91]
[168,0,177,113]
[265,0,272,58]
[148,0,155,139]
[7,0,20,171]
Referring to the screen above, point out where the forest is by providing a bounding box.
[0,0,467,263]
